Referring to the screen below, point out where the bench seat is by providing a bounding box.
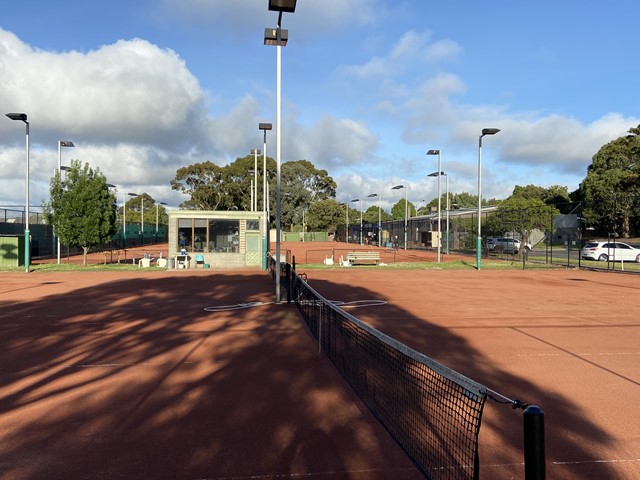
[346,251,380,265]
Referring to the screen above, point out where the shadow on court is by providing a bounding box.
[0,271,422,480]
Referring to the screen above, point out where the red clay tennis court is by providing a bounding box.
[1,242,639,479]
[0,268,425,479]
[285,241,640,480]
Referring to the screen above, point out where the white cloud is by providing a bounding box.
[287,114,379,169]
[0,30,206,148]
[341,29,462,80]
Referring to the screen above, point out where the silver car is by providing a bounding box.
[487,237,521,254]
[581,241,640,262]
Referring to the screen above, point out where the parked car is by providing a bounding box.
[581,241,640,262]
[487,237,521,254]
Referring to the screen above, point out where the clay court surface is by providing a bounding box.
[0,242,638,479]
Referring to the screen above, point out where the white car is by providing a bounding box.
[580,241,640,262]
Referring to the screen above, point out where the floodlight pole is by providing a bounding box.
[6,113,30,272]
[259,123,272,270]
[265,0,296,303]
[351,198,362,244]
[427,150,442,263]
[477,128,500,270]
[392,185,408,250]
[56,140,74,264]
[156,201,167,240]
[444,173,450,254]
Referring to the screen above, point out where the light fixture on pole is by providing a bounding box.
[264,0,297,303]
[367,193,381,246]
[251,149,261,211]
[56,140,74,264]
[259,123,272,271]
[477,128,500,270]
[427,149,442,263]
[351,198,362,245]
[128,193,140,246]
[391,185,408,250]
[6,113,30,272]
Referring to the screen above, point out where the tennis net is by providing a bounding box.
[291,272,488,480]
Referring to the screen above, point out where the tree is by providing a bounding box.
[306,199,345,232]
[511,184,571,209]
[45,160,117,266]
[170,161,227,210]
[486,196,559,245]
[269,160,338,230]
[362,205,392,223]
[391,198,415,220]
[578,124,640,237]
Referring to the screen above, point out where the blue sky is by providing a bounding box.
[1,0,638,212]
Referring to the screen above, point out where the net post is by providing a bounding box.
[524,405,546,480]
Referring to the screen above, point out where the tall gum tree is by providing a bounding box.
[579,125,640,237]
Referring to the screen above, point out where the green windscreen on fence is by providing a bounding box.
[291,273,487,480]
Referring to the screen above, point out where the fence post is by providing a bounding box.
[524,405,545,480]
[285,263,291,303]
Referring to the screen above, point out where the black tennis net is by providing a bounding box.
[291,272,488,480]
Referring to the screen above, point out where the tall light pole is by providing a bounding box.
[128,193,140,246]
[392,185,408,250]
[367,193,381,246]
[6,113,30,272]
[351,198,362,244]
[156,201,167,240]
[427,149,442,263]
[428,170,448,257]
[443,173,449,254]
[265,0,296,303]
[259,123,272,270]
[251,149,261,211]
[56,140,74,264]
[477,128,500,270]
[122,192,127,247]
[342,203,349,243]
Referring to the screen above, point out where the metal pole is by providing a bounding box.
[378,194,381,246]
[445,174,450,255]
[404,187,408,250]
[263,134,268,270]
[524,405,546,480]
[275,24,282,303]
[360,200,363,245]
[141,197,144,246]
[123,193,126,248]
[254,149,258,211]
[25,122,30,272]
[345,204,349,243]
[57,141,61,264]
[477,135,483,270]
[437,151,442,263]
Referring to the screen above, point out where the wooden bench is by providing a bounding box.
[346,251,380,265]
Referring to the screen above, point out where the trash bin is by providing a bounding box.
[168,257,175,269]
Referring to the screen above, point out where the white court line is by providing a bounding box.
[203,299,386,312]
